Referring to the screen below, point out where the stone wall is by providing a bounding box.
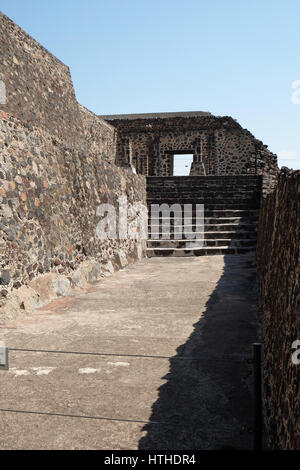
[0,12,82,145]
[102,113,278,180]
[0,12,120,159]
[79,104,117,164]
[256,169,300,449]
[0,111,146,322]
[0,12,147,322]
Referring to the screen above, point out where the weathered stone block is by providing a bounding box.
[52,278,71,297]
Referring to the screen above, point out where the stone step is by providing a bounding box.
[147,197,260,203]
[147,191,261,198]
[147,194,259,200]
[147,184,259,190]
[147,193,260,200]
[201,209,259,217]
[146,246,256,257]
[149,223,257,232]
[147,184,261,189]
[148,209,260,218]
[205,216,258,224]
[149,217,258,224]
[148,207,260,214]
[147,176,262,182]
[147,202,260,209]
[147,183,261,191]
[146,175,261,256]
[147,239,257,248]
[147,184,262,191]
[148,231,257,240]
[147,178,261,183]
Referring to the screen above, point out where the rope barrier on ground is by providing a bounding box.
[0,408,165,425]
[8,347,252,363]
[0,348,256,428]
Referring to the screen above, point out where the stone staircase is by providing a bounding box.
[146,176,262,257]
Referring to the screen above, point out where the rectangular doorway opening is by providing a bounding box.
[173,154,193,176]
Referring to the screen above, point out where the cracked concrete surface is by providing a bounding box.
[0,254,260,450]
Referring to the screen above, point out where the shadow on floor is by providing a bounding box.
[139,253,260,450]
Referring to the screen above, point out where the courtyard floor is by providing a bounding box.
[0,254,260,450]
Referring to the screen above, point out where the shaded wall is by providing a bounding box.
[257,169,300,449]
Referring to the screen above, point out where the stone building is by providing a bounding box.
[101,112,278,180]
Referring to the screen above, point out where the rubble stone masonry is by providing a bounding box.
[257,169,300,449]
[0,12,146,322]
[102,112,278,183]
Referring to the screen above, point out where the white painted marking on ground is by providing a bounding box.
[9,367,56,377]
[31,367,56,376]
[108,362,130,367]
[78,368,100,374]
[10,368,30,376]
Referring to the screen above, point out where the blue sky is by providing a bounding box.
[1,0,300,169]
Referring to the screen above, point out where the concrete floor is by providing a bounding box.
[0,254,260,450]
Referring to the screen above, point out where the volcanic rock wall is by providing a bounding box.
[0,12,82,145]
[257,169,300,449]
[102,113,278,182]
[0,12,146,322]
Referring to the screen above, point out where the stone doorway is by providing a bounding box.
[173,154,194,176]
